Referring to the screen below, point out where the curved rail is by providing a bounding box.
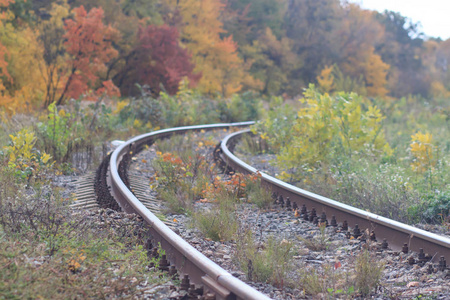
[219,129,450,265]
[108,122,271,300]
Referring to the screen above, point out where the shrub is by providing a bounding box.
[3,128,52,182]
[117,86,163,131]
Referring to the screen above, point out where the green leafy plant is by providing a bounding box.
[3,128,52,182]
[36,102,72,162]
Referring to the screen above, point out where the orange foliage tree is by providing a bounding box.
[56,6,119,105]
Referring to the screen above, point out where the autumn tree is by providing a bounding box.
[241,27,297,95]
[224,0,287,45]
[56,5,119,105]
[429,38,450,97]
[375,10,427,97]
[113,24,199,96]
[0,24,50,112]
[285,0,343,93]
[170,0,256,96]
[39,1,70,107]
[337,5,389,97]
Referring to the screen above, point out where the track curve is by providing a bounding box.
[219,129,450,266]
[108,122,271,300]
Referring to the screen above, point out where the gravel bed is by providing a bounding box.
[167,205,450,299]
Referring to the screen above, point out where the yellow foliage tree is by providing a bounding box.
[426,38,450,98]
[1,25,49,113]
[364,48,390,97]
[0,0,13,111]
[241,27,296,94]
[171,0,254,96]
[275,86,391,179]
[410,132,435,173]
[317,65,335,93]
[0,19,50,114]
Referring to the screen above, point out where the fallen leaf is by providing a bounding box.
[407,281,420,288]
[334,261,342,269]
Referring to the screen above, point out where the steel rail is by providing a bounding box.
[220,129,450,265]
[108,122,272,300]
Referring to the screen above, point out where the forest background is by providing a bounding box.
[0,0,450,112]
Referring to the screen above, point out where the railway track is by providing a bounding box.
[86,122,449,300]
[104,122,271,300]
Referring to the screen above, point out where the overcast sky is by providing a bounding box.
[348,0,450,40]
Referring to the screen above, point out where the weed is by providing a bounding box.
[193,205,237,242]
[153,144,217,213]
[234,225,294,287]
[235,133,270,156]
[0,177,168,298]
[298,263,354,298]
[298,267,325,295]
[244,174,273,209]
[354,250,384,296]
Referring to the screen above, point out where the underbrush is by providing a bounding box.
[0,122,168,298]
[0,168,168,298]
[251,87,450,225]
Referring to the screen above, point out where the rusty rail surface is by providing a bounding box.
[219,129,450,267]
[108,122,272,300]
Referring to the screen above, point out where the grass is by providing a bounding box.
[233,220,295,288]
[354,250,385,296]
[194,206,237,242]
[235,133,270,156]
[244,175,273,209]
[297,249,384,298]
